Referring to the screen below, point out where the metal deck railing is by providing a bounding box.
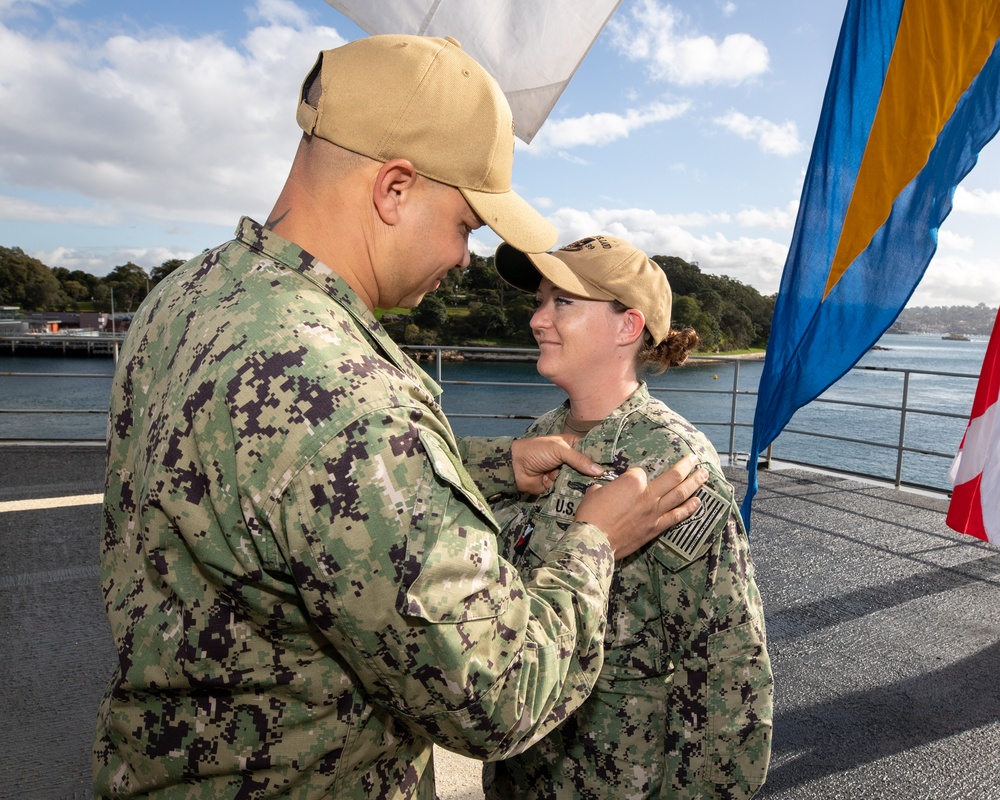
[0,341,978,494]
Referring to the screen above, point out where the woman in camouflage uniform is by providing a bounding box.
[484,235,773,800]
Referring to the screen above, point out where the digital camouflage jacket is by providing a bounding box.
[94,217,615,799]
[484,385,773,799]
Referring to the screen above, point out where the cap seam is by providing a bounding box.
[377,42,443,161]
[477,80,504,192]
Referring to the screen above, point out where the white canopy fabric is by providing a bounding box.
[322,0,622,143]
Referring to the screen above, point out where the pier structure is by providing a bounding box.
[1,333,125,357]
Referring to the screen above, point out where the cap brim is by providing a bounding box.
[494,243,542,293]
[495,244,616,301]
[462,187,557,254]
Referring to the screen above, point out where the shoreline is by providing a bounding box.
[0,335,766,364]
[403,348,767,364]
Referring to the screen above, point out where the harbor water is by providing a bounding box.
[423,333,987,492]
[0,333,988,492]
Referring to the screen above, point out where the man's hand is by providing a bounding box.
[574,454,708,560]
[511,435,602,495]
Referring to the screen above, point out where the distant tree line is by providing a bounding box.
[0,245,184,313]
[892,303,997,335]
[383,253,776,352]
[3,244,769,351]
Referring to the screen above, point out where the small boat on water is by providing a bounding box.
[941,332,971,341]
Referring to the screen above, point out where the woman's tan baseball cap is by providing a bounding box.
[495,235,673,343]
[296,34,556,254]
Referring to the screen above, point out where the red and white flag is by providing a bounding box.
[947,308,1000,544]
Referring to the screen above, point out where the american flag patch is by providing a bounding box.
[661,483,730,561]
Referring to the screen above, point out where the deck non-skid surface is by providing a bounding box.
[2,446,998,799]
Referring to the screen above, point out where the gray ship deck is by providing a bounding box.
[2,445,998,799]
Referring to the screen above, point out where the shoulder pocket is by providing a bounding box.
[649,478,734,572]
[419,430,498,531]
[396,431,505,624]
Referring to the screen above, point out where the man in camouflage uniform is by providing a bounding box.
[484,237,773,799]
[93,36,706,799]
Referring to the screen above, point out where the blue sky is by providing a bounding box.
[2,0,999,307]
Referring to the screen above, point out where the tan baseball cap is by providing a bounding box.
[296,34,557,253]
[495,235,673,343]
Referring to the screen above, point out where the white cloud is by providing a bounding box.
[545,206,787,292]
[610,0,768,86]
[721,2,738,16]
[910,252,1000,307]
[953,186,1000,216]
[248,0,312,29]
[469,234,497,258]
[714,110,804,156]
[736,200,798,229]
[0,1,346,228]
[475,197,999,306]
[0,0,72,17]
[936,229,974,251]
[555,151,591,166]
[34,245,198,277]
[524,100,691,153]
[0,193,120,225]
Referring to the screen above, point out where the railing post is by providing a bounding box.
[435,346,443,403]
[728,359,739,461]
[894,370,910,488]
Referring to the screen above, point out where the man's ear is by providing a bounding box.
[617,308,646,346]
[372,158,418,225]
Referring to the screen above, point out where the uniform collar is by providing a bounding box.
[233,216,442,398]
[556,382,652,465]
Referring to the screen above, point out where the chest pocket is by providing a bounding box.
[507,476,668,678]
[525,483,583,563]
[494,480,585,570]
[494,500,533,565]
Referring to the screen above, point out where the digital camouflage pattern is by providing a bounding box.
[484,384,773,799]
[94,217,616,799]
